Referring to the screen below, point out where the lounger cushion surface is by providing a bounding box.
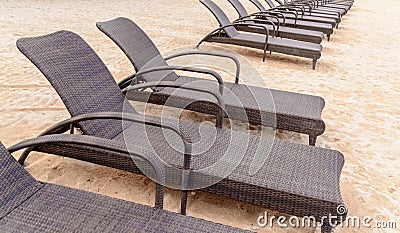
[235,34,322,51]
[0,183,249,232]
[0,144,43,219]
[111,119,343,203]
[154,76,325,121]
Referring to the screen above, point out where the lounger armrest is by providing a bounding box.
[118,73,136,89]
[234,16,279,36]
[286,2,313,10]
[277,5,305,12]
[9,134,166,209]
[124,81,225,128]
[238,13,280,26]
[164,51,241,84]
[253,11,286,27]
[271,8,299,18]
[296,0,315,7]
[135,66,224,95]
[268,9,298,24]
[217,22,270,44]
[226,22,270,62]
[275,6,304,18]
[198,22,269,62]
[18,112,193,168]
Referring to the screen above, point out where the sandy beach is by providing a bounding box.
[0,0,399,232]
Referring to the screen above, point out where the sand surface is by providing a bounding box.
[0,0,399,232]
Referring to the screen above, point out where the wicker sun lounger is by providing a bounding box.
[248,0,335,38]
[275,0,351,15]
[0,140,251,233]
[266,0,349,14]
[199,0,323,68]
[97,17,326,145]
[16,30,346,233]
[273,1,345,19]
[290,0,353,11]
[265,0,344,17]
[262,0,343,23]
[227,0,325,43]
[251,0,340,26]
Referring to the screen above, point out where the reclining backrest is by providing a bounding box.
[264,0,277,8]
[0,142,43,219]
[200,0,240,38]
[17,31,136,139]
[97,17,179,84]
[249,0,268,11]
[227,0,250,18]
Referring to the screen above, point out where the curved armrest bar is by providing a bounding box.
[236,19,277,37]
[242,13,280,28]
[9,135,165,209]
[124,81,225,128]
[306,0,316,8]
[118,73,137,89]
[164,50,241,84]
[269,9,297,25]
[277,5,304,14]
[287,1,312,10]
[276,6,302,18]
[271,8,298,19]
[286,2,307,10]
[256,11,286,26]
[298,0,315,8]
[17,112,193,166]
[197,23,269,62]
[135,66,224,95]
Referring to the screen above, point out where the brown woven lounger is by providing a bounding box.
[273,1,345,21]
[199,0,323,69]
[16,30,346,233]
[286,0,353,11]
[96,17,326,145]
[248,0,335,38]
[263,0,343,19]
[227,0,325,43]
[263,0,344,21]
[0,140,251,233]
[274,0,350,16]
[260,0,342,24]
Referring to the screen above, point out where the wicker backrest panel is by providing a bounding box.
[97,17,179,84]
[200,0,240,37]
[249,0,268,11]
[264,0,276,8]
[0,142,43,219]
[227,0,250,17]
[17,31,136,139]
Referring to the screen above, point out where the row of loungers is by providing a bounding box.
[1,2,353,231]
[197,0,353,69]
